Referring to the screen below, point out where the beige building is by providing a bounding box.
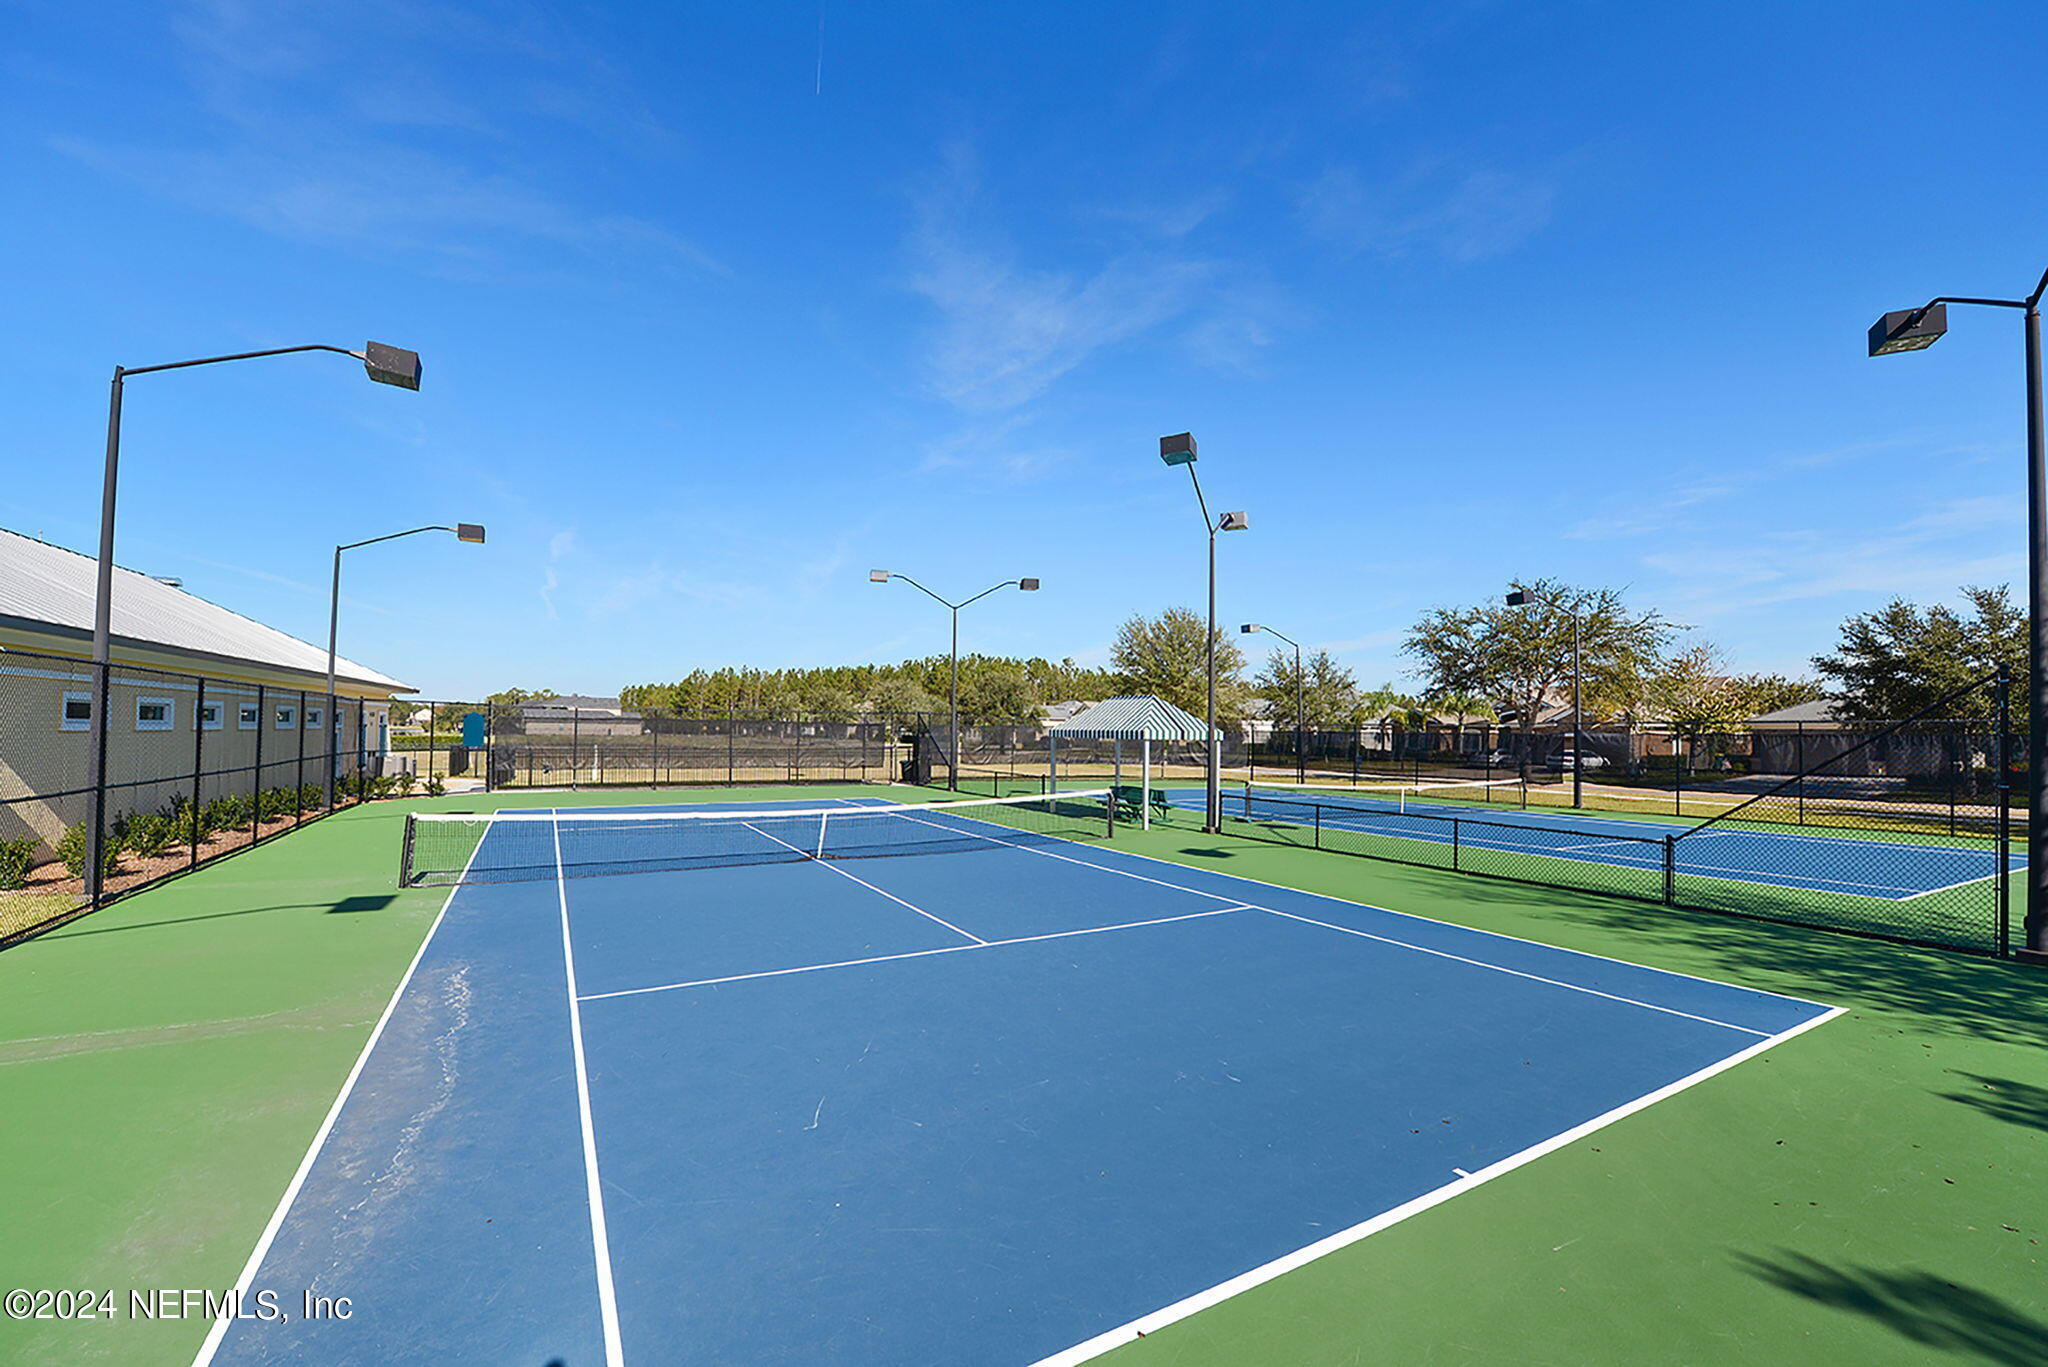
[0,529,412,846]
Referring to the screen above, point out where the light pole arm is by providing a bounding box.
[338,525,461,554]
[955,579,1023,610]
[115,344,371,380]
[1185,463,1213,531]
[885,572,957,611]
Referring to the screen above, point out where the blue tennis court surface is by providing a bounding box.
[198,794,1839,1367]
[1177,786,2017,900]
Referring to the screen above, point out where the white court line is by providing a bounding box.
[1902,868,2015,900]
[1257,908,1771,1037]
[190,818,489,1367]
[554,813,627,1367]
[739,819,985,945]
[829,797,1838,1013]
[1026,1004,1847,1367]
[579,906,1254,1002]
[830,801,1793,1034]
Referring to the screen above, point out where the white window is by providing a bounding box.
[60,690,93,732]
[275,704,297,729]
[197,701,223,731]
[135,697,174,731]
[305,706,324,729]
[238,703,260,730]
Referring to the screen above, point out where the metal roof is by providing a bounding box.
[0,528,410,692]
[1047,695,1215,741]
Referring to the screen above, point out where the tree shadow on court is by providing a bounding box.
[1400,872,2048,1049]
[36,894,398,942]
[1735,1249,2048,1366]
[1940,1072,2048,1134]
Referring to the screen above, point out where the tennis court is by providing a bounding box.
[192,790,1838,1366]
[1174,784,2017,901]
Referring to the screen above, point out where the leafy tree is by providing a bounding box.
[1645,643,1755,735]
[1812,585,2023,720]
[1110,607,1249,721]
[1403,578,1674,737]
[1733,673,1828,717]
[959,659,1038,723]
[1252,648,1360,728]
[870,676,940,716]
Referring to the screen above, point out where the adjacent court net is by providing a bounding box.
[400,790,1116,887]
[1243,777,1526,818]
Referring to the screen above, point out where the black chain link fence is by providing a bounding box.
[1209,673,2022,957]
[2,647,396,949]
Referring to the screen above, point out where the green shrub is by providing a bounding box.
[424,775,445,798]
[123,810,182,858]
[0,837,38,890]
[204,794,250,832]
[57,822,121,879]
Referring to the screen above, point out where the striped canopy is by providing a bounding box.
[1046,695,1214,741]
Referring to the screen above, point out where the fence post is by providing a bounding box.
[296,688,308,823]
[1997,666,2012,954]
[1452,817,1460,873]
[728,705,736,786]
[1796,724,1806,826]
[190,677,205,868]
[1314,803,1322,851]
[571,707,580,791]
[251,685,265,848]
[1662,835,1676,905]
[650,709,661,791]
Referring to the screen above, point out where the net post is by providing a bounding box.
[399,813,417,886]
[1104,787,1116,838]
[1662,835,1675,905]
[815,810,828,860]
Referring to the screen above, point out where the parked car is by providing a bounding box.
[1472,749,1518,769]
[1545,751,1609,772]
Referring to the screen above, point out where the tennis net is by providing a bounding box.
[1243,777,1527,819]
[400,789,1116,887]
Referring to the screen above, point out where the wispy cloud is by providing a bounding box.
[1642,495,2022,620]
[539,528,575,621]
[905,144,1277,416]
[1298,159,1559,262]
[56,0,714,279]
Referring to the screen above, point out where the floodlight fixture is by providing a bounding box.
[457,523,487,543]
[1240,623,1261,633]
[869,569,891,583]
[1159,432,1197,466]
[361,341,423,389]
[1219,511,1249,531]
[1505,589,1530,607]
[1019,578,1040,591]
[1868,305,1948,356]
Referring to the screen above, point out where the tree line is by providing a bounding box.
[619,657,1122,723]
[436,582,2019,734]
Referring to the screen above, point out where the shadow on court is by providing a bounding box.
[1735,1250,2048,1366]
[1426,872,2048,1049]
[1940,1073,2048,1135]
[37,894,398,942]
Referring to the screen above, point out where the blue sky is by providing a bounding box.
[3,1,2042,700]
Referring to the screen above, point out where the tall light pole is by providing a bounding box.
[870,570,1038,790]
[1160,432,1248,834]
[85,342,421,900]
[1506,586,1584,808]
[327,524,485,808]
[1242,623,1303,785]
[1870,264,2048,962]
